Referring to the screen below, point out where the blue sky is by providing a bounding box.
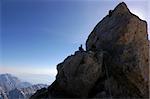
[1,0,149,84]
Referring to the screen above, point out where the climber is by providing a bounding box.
[79,44,84,51]
[108,10,113,17]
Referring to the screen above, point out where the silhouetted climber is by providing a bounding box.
[79,44,84,51]
[108,10,113,17]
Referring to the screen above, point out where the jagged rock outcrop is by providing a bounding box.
[31,2,149,99]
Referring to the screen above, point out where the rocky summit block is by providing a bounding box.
[86,2,149,97]
[31,2,149,99]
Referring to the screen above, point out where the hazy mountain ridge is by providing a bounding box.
[0,74,22,92]
[0,74,48,99]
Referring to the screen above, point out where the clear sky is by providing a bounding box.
[1,0,149,84]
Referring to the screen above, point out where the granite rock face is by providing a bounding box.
[31,2,149,99]
[86,2,149,97]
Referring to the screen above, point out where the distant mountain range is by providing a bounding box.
[0,73,48,99]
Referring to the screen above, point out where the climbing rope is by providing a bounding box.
[104,54,112,99]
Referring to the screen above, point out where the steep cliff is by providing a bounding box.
[31,2,149,99]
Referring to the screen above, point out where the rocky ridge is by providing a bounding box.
[31,2,149,99]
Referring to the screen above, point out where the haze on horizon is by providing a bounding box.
[1,0,149,84]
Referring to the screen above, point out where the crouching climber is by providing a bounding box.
[108,10,113,17]
[79,44,84,51]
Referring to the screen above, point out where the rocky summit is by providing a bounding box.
[31,2,149,99]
